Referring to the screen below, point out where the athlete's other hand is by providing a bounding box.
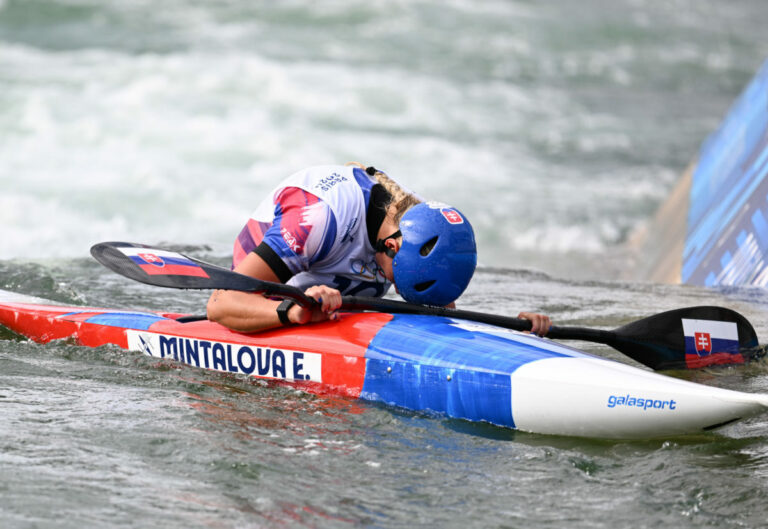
[518,311,552,337]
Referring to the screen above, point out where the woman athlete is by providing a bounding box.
[206,163,551,334]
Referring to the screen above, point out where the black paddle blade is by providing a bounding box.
[93,242,218,289]
[609,306,762,370]
[90,242,314,305]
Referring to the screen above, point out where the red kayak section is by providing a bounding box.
[0,300,393,398]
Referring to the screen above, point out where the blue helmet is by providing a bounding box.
[392,202,477,306]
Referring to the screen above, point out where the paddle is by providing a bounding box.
[91,241,763,371]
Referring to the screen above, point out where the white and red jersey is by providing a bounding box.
[233,165,392,297]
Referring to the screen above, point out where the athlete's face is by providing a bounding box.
[374,236,401,284]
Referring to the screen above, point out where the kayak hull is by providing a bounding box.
[1,290,766,439]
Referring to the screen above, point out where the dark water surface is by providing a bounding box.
[2,258,768,528]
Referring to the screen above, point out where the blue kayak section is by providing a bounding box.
[682,58,768,286]
[82,312,167,330]
[360,314,578,428]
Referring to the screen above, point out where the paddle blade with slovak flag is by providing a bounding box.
[603,306,761,370]
[90,242,315,305]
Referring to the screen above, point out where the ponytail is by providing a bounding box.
[346,162,421,223]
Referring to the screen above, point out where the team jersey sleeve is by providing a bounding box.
[257,187,338,280]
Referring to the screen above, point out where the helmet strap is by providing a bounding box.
[375,230,401,258]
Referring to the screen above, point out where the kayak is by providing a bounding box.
[1,288,767,440]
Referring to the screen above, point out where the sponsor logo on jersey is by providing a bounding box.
[313,172,348,192]
[126,331,322,382]
[281,227,302,253]
[340,217,358,244]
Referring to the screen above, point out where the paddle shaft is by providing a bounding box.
[342,296,619,343]
[547,326,613,344]
[91,242,762,370]
[89,242,541,332]
[340,296,531,331]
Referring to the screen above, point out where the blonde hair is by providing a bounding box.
[346,162,421,223]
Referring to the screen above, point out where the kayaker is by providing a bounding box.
[206,163,551,334]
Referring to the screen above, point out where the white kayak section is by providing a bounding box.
[512,356,768,438]
[362,318,768,438]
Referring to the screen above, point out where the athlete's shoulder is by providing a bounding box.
[282,165,378,200]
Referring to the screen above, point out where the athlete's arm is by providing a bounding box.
[207,187,342,332]
[206,251,342,332]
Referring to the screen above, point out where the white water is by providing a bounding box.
[3,0,766,277]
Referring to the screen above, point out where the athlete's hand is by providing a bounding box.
[518,311,551,337]
[289,285,342,325]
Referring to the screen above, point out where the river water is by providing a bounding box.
[2,1,768,527]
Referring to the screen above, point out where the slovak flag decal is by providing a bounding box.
[694,332,712,354]
[682,319,743,368]
[138,253,165,267]
[441,208,464,225]
[117,247,210,278]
